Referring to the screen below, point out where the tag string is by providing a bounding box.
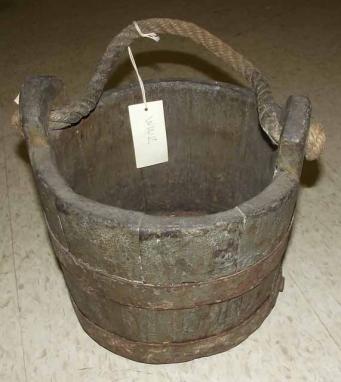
[133,21,160,42]
[128,47,148,110]
[128,22,160,111]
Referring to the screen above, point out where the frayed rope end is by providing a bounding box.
[305,121,326,161]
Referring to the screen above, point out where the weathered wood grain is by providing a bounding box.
[20,77,310,363]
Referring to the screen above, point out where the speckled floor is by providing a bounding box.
[1,1,340,381]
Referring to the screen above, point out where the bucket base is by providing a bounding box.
[72,278,282,364]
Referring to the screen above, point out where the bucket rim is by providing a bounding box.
[24,78,297,231]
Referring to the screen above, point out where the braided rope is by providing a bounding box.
[49,18,324,159]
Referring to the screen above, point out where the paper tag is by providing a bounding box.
[14,93,20,105]
[128,100,168,168]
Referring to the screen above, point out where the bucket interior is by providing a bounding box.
[51,81,277,216]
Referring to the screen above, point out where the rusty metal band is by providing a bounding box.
[71,274,281,364]
[47,218,289,310]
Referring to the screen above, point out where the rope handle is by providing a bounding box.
[48,18,325,160]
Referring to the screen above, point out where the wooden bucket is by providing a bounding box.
[20,19,320,363]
